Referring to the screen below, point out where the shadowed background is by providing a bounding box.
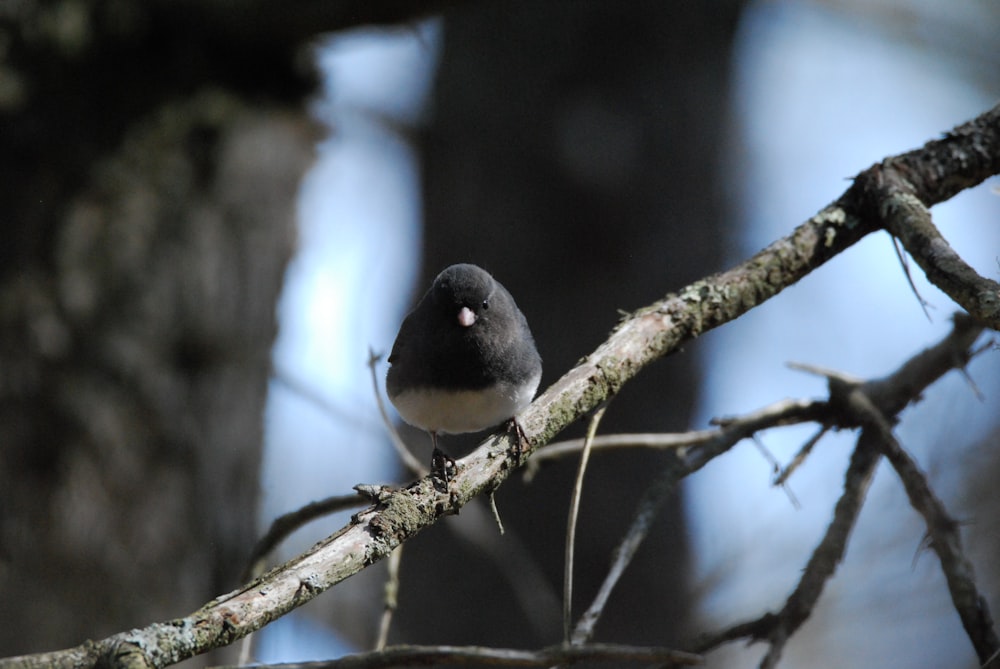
[1,2,999,668]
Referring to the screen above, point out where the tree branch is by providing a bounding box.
[847,393,1000,664]
[526,397,824,476]
[879,431,999,664]
[874,175,1000,328]
[761,430,883,669]
[3,104,998,669]
[690,314,990,666]
[242,494,368,581]
[568,399,825,646]
[844,103,1000,328]
[213,642,702,668]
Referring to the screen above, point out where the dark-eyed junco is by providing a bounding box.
[386,263,542,464]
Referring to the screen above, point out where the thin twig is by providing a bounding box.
[751,435,800,509]
[488,492,505,535]
[570,456,682,646]
[890,232,933,321]
[242,493,369,582]
[564,404,607,644]
[375,547,402,651]
[773,426,828,487]
[528,399,827,477]
[368,347,427,477]
[749,434,781,475]
[531,431,712,466]
[786,361,863,384]
[959,339,991,401]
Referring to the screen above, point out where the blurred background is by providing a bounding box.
[2,1,999,668]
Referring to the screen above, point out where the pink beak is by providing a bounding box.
[458,306,476,327]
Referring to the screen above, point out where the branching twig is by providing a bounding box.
[525,431,711,477]
[691,314,991,667]
[873,180,1000,329]
[528,399,827,476]
[693,429,881,668]
[569,399,826,646]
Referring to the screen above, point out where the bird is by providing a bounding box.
[386,263,542,472]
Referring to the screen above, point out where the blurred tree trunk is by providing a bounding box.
[1,0,747,661]
[395,0,745,651]
[0,3,316,660]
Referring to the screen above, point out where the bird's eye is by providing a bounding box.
[481,300,489,310]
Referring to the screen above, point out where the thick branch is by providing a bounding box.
[841,103,1000,328]
[875,177,999,327]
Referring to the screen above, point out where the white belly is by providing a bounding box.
[390,374,540,434]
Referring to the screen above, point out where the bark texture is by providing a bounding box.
[0,2,316,658]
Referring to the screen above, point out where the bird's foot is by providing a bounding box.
[430,447,458,491]
[507,417,530,466]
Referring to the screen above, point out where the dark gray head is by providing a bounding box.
[429,263,506,331]
[387,263,541,392]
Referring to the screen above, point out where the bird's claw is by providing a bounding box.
[507,417,530,466]
[430,447,458,491]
